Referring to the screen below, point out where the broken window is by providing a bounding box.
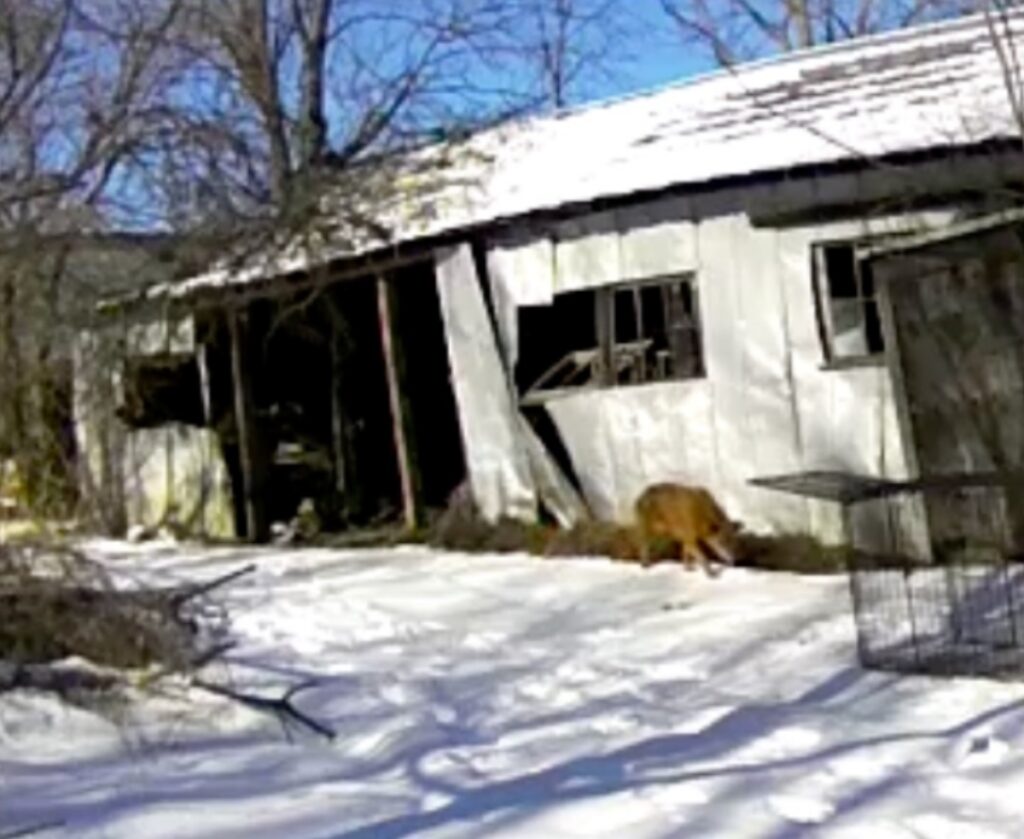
[117,353,205,428]
[516,288,601,400]
[518,274,703,405]
[813,241,885,363]
[608,278,703,384]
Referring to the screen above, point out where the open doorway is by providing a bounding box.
[388,261,467,511]
[200,259,467,538]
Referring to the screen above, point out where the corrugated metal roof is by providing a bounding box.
[152,10,1024,299]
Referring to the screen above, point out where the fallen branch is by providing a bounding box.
[172,564,257,609]
[191,641,238,669]
[192,677,335,741]
[1,547,254,682]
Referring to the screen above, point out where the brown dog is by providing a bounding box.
[634,483,741,574]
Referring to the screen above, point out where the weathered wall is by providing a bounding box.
[122,423,234,539]
[73,316,235,540]
[481,179,953,548]
[435,245,537,522]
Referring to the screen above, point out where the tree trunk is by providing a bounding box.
[376,277,419,530]
[296,0,331,166]
[0,271,24,457]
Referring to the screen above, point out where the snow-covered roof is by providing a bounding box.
[150,10,1024,301]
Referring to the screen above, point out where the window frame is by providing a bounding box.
[811,238,887,369]
[520,272,704,406]
[601,273,704,386]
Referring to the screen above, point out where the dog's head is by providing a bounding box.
[707,519,744,565]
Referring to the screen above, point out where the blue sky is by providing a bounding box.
[558,1,718,108]
[605,4,714,95]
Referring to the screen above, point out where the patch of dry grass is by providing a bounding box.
[423,489,848,574]
[737,532,849,574]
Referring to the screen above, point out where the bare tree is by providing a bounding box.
[659,0,977,64]
[0,1,190,516]
[509,0,639,109]
[0,0,640,526]
[130,1,563,234]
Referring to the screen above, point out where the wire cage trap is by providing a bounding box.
[848,553,1024,678]
[848,477,1024,679]
[753,471,1024,679]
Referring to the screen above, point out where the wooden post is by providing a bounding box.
[325,298,355,508]
[376,277,418,530]
[595,288,614,386]
[196,341,214,426]
[228,308,268,542]
[329,323,348,497]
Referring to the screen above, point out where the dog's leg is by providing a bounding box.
[681,540,700,571]
[705,534,736,566]
[638,525,651,566]
[693,539,726,577]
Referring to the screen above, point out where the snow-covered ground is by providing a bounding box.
[3,542,1023,838]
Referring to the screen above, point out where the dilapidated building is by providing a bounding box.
[80,11,1024,547]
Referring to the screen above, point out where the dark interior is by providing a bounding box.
[515,288,598,394]
[117,260,467,539]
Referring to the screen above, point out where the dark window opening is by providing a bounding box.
[518,274,703,404]
[516,288,601,398]
[117,353,205,428]
[814,241,885,362]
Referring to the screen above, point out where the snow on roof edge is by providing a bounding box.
[539,9,1005,124]
[134,9,1024,304]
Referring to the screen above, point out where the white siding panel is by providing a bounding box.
[546,394,621,520]
[696,215,749,520]
[547,381,715,521]
[487,239,556,306]
[435,244,537,521]
[619,219,698,280]
[487,238,556,370]
[472,204,954,547]
[554,212,620,293]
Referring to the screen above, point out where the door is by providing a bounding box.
[878,229,1024,560]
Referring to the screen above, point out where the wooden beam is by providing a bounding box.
[324,297,361,520]
[329,319,348,497]
[595,289,614,387]
[376,277,418,530]
[196,342,214,426]
[227,308,268,542]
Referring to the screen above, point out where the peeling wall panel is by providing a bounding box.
[487,239,555,370]
[74,326,235,539]
[435,244,537,522]
[487,239,555,306]
[545,395,620,520]
[547,382,715,522]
